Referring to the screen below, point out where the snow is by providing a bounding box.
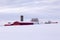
[0,19,60,40]
[0,24,60,40]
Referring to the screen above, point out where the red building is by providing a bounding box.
[4,15,34,26]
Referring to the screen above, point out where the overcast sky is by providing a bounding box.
[0,0,60,20]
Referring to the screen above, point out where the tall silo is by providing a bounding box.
[21,15,24,21]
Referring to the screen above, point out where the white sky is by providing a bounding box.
[0,0,60,20]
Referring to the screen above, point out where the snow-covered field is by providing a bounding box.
[0,15,60,40]
[0,19,60,40]
[0,24,60,40]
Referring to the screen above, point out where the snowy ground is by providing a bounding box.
[0,19,60,40]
